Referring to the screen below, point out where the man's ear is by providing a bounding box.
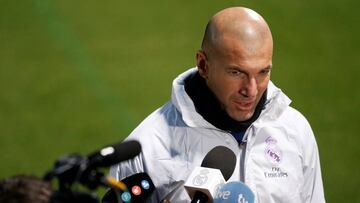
[196,50,208,79]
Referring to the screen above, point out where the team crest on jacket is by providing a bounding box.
[264,136,282,165]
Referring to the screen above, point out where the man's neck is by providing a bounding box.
[184,72,267,134]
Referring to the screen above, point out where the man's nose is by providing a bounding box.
[240,77,257,98]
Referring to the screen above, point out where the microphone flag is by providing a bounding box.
[213,181,255,203]
[184,166,225,202]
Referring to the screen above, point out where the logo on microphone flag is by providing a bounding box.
[214,181,255,203]
[192,168,209,186]
[184,166,226,201]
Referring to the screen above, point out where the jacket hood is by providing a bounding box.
[171,68,291,129]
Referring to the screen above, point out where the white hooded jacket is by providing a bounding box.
[110,68,325,203]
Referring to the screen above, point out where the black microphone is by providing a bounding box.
[201,145,236,181]
[185,146,237,203]
[102,173,155,203]
[44,140,141,190]
[87,140,142,168]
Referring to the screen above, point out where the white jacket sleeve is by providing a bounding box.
[109,152,144,180]
[301,123,326,203]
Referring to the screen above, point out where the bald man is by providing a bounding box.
[110,7,325,203]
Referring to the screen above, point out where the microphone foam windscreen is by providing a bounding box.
[201,146,236,181]
[88,140,142,168]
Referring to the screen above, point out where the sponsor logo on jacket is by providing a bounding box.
[264,136,288,179]
[264,136,282,165]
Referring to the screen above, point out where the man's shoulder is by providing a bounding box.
[128,100,185,139]
[280,106,311,127]
[143,100,183,126]
[275,105,316,146]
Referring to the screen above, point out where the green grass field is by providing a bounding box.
[1,0,359,202]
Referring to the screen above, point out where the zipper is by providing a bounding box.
[239,141,247,182]
[241,124,255,184]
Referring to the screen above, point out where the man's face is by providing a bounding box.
[197,37,272,122]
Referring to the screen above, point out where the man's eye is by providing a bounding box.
[260,69,271,75]
[229,70,242,76]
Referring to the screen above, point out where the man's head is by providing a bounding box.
[196,7,273,121]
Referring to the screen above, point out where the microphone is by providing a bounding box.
[185,166,225,203]
[102,173,155,203]
[44,140,141,190]
[213,181,255,203]
[87,140,141,168]
[200,145,237,180]
[184,146,237,203]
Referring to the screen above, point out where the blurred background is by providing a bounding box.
[0,0,359,202]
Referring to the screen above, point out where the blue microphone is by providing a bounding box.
[213,181,255,203]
